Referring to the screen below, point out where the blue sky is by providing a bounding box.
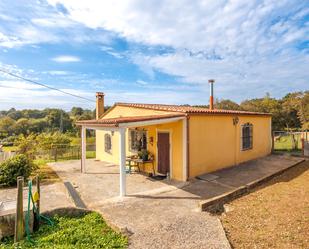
[0,0,308,110]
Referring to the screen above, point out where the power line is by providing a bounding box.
[0,68,95,103]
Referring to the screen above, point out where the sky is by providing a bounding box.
[0,0,308,110]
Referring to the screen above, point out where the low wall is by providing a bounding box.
[0,210,33,240]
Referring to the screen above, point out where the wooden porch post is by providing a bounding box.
[81,126,86,173]
[119,128,126,197]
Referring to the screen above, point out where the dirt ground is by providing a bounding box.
[220,160,309,249]
[35,163,61,184]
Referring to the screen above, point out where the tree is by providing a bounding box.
[46,109,72,132]
[241,94,285,131]
[298,91,309,129]
[281,92,302,130]
[36,132,72,150]
[15,118,31,135]
[28,118,48,133]
[0,116,16,136]
[215,99,242,110]
[14,134,37,158]
[71,107,83,116]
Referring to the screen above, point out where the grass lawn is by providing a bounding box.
[274,134,302,151]
[220,160,309,249]
[0,212,127,249]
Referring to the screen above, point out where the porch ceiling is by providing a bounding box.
[76,113,186,128]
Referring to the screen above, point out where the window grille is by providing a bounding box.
[129,130,147,151]
[241,123,253,150]
[104,133,112,152]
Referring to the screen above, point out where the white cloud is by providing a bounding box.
[47,1,307,54]
[0,80,44,90]
[51,55,81,63]
[0,80,94,110]
[47,0,308,100]
[45,70,71,75]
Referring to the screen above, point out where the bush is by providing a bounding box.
[0,154,35,186]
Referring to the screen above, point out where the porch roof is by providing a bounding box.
[76,113,186,128]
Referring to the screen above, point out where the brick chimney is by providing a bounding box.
[208,79,215,110]
[96,92,105,119]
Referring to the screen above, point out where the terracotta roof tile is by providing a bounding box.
[115,102,271,116]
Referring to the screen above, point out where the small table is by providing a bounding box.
[126,158,155,175]
[126,158,140,174]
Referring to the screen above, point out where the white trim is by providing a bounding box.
[156,129,173,179]
[83,126,119,131]
[119,117,185,128]
[119,128,126,197]
[81,117,184,131]
[182,119,188,181]
[81,126,86,173]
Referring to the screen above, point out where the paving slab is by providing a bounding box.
[0,182,74,215]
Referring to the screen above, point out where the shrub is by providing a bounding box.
[0,154,35,186]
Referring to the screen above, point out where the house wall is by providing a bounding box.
[96,119,184,181]
[103,105,176,118]
[189,115,272,178]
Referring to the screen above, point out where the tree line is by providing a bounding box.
[198,91,308,131]
[0,91,308,140]
[0,107,95,139]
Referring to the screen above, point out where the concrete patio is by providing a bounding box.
[49,159,187,208]
[47,154,304,249]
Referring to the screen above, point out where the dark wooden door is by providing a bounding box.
[157,132,170,175]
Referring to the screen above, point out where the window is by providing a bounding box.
[129,129,147,151]
[241,123,253,150]
[104,133,112,152]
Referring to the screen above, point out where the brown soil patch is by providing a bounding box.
[33,163,61,185]
[220,160,309,249]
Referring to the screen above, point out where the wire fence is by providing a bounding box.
[35,144,96,161]
[273,131,308,152]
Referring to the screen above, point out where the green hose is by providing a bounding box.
[25,180,53,243]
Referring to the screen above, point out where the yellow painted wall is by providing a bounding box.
[189,115,271,178]
[103,105,176,118]
[140,120,183,181]
[96,120,184,181]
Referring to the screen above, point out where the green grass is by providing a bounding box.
[70,137,95,145]
[274,134,302,151]
[1,146,18,152]
[0,212,127,249]
[86,151,96,158]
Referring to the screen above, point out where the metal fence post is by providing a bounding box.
[14,176,24,243]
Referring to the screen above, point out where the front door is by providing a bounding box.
[157,132,170,175]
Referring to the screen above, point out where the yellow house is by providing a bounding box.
[77,91,272,196]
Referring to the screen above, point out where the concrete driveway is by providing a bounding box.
[48,154,304,249]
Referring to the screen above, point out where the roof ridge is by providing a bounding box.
[115,102,271,115]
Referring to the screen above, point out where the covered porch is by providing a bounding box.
[77,114,188,197]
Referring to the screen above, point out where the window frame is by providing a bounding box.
[104,133,112,153]
[129,129,147,152]
[241,123,253,151]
